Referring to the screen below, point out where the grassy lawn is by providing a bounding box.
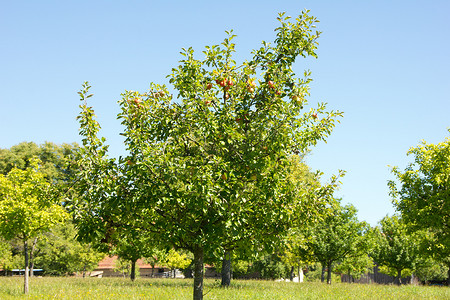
[0,277,448,299]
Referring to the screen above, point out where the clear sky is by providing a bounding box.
[1,1,449,226]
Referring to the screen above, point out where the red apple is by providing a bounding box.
[268,80,275,88]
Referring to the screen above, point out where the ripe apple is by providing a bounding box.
[204,100,211,105]
[247,87,255,93]
[206,83,212,90]
[276,90,282,95]
[224,93,230,99]
[133,98,142,104]
[221,173,227,180]
[268,80,275,88]
[312,113,318,119]
[127,160,134,165]
[227,79,233,86]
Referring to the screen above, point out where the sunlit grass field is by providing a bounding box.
[0,277,448,299]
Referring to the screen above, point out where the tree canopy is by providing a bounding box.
[389,130,450,284]
[0,159,67,293]
[74,11,343,300]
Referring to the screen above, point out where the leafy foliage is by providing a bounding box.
[34,221,104,276]
[301,200,371,284]
[371,215,418,285]
[0,159,67,293]
[74,11,343,299]
[389,130,450,283]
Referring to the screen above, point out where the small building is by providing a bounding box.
[93,256,171,278]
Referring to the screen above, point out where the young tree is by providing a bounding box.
[76,11,342,300]
[0,160,67,293]
[303,201,371,284]
[335,253,374,283]
[372,215,418,285]
[164,249,192,278]
[389,130,450,285]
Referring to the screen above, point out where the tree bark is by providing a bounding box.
[320,264,325,283]
[130,259,137,281]
[395,269,402,285]
[29,237,38,278]
[24,239,29,294]
[289,266,295,281]
[298,266,304,283]
[327,261,332,284]
[193,246,204,300]
[221,251,231,287]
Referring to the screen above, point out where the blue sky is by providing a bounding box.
[1,1,449,226]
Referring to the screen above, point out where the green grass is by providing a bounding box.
[0,277,448,299]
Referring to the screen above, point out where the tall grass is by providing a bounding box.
[0,277,448,299]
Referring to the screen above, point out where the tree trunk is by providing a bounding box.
[151,265,154,277]
[193,246,204,300]
[327,261,332,284]
[221,251,231,287]
[447,265,450,286]
[298,266,304,283]
[29,237,38,278]
[130,259,136,281]
[347,270,351,283]
[289,266,295,281]
[320,264,325,283]
[395,269,402,285]
[24,239,29,294]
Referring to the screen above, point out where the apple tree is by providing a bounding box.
[76,11,342,300]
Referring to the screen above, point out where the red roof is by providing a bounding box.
[97,255,163,269]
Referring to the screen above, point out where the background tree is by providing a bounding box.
[0,238,14,275]
[114,256,140,279]
[303,200,370,284]
[76,11,342,300]
[144,248,169,277]
[0,141,78,181]
[0,160,67,293]
[0,141,79,276]
[372,215,418,285]
[389,130,450,285]
[335,253,374,283]
[164,249,192,278]
[33,221,104,276]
